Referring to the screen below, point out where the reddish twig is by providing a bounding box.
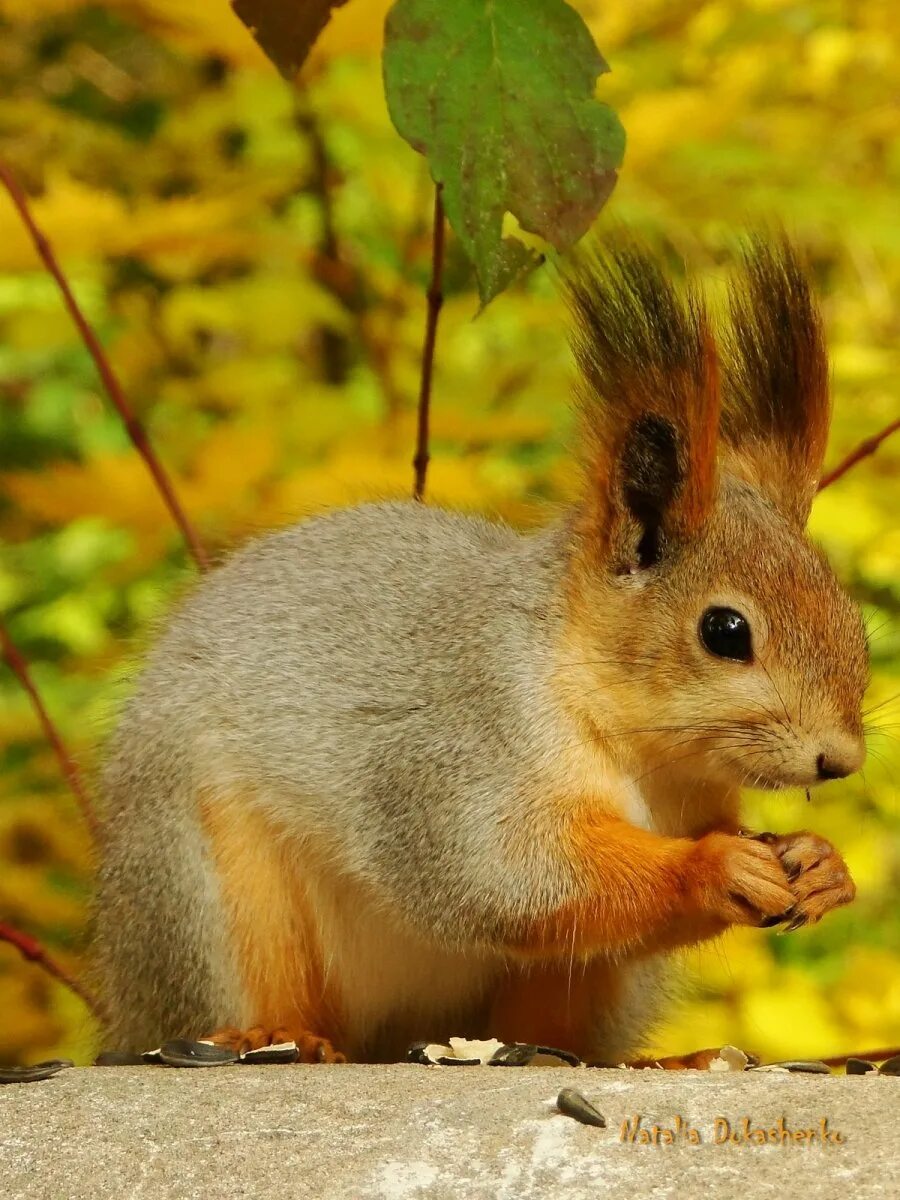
[0,621,100,842]
[818,417,900,491]
[0,921,105,1022]
[0,161,210,571]
[413,184,446,502]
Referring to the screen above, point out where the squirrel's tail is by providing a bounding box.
[92,731,243,1053]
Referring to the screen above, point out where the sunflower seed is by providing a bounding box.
[0,1059,73,1084]
[239,1042,299,1065]
[750,1060,830,1074]
[489,1043,540,1067]
[742,831,779,844]
[846,1058,877,1075]
[409,1037,581,1067]
[878,1055,900,1076]
[556,1088,606,1127]
[406,1042,437,1065]
[94,1051,145,1067]
[407,1042,456,1065]
[408,1039,497,1066]
[533,1045,581,1067]
[448,1037,503,1063]
[709,1045,750,1072]
[158,1039,238,1067]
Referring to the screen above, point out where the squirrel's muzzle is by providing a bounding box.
[815,736,866,782]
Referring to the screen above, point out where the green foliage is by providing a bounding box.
[383,0,625,303]
[0,0,897,1066]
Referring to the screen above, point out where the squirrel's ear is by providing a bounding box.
[720,237,830,526]
[564,241,719,572]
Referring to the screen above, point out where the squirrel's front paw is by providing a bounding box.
[688,832,795,928]
[759,831,856,931]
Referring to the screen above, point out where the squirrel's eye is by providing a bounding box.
[699,607,753,662]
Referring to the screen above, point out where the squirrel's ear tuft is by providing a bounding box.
[720,236,830,526]
[563,240,719,571]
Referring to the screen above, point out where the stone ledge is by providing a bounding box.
[0,1065,896,1199]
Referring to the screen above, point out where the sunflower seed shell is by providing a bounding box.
[556,1088,606,1127]
[0,1060,73,1084]
[158,1039,238,1067]
[846,1058,877,1075]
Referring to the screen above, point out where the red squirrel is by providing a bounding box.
[95,238,867,1064]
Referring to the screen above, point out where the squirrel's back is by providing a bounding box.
[111,501,570,808]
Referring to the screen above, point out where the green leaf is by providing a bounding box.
[231,0,350,79]
[383,0,625,305]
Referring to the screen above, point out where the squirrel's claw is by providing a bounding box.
[758,910,793,929]
[780,911,811,934]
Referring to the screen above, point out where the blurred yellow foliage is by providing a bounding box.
[0,0,898,1066]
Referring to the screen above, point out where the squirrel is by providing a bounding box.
[94,237,868,1065]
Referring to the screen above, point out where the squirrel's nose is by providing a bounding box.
[816,737,865,781]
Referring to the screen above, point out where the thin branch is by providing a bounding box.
[295,101,357,385]
[818,417,900,491]
[0,621,100,842]
[413,184,446,502]
[0,161,210,571]
[0,921,105,1023]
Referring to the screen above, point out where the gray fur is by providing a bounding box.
[95,503,587,1052]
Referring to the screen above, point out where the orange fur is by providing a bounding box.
[510,808,793,959]
[512,811,692,957]
[490,961,739,1068]
[199,793,344,1051]
[489,958,623,1061]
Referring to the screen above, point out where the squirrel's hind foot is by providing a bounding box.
[618,1047,755,1071]
[204,1025,346,1063]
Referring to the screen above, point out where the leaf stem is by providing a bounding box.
[818,418,900,491]
[0,161,210,572]
[0,921,105,1023]
[413,184,446,502]
[0,621,101,842]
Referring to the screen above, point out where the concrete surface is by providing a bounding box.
[0,1064,897,1199]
